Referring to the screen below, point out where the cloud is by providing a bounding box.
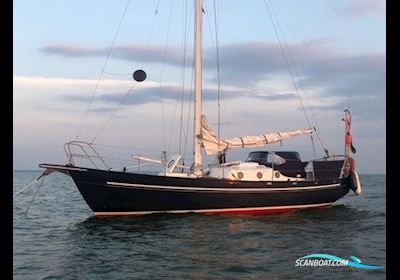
[36,39,387,123]
[13,75,136,95]
[208,43,385,100]
[36,40,386,137]
[62,85,297,106]
[40,40,337,82]
[14,76,297,114]
[332,0,386,18]
[300,53,386,98]
[304,95,385,121]
[40,41,385,96]
[89,107,116,113]
[40,45,104,57]
[245,92,297,101]
[205,40,339,84]
[40,44,185,67]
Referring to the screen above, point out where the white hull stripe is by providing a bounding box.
[94,203,332,216]
[106,181,340,192]
[40,164,88,172]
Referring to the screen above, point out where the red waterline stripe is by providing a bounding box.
[94,203,332,216]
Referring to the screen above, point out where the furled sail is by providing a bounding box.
[201,115,312,155]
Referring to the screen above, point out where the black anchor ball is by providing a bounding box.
[133,69,147,82]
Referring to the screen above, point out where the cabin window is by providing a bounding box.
[268,154,286,166]
[246,152,269,165]
[246,152,286,166]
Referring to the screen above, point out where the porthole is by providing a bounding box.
[237,172,244,179]
[274,171,280,178]
[257,172,263,179]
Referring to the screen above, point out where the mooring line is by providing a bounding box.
[24,176,46,216]
[13,173,45,199]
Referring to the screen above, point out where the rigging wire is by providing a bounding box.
[95,143,162,153]
[212,0,222,151]
[167,0,193,156]
[75,0,131,139]
[79,0,161,145]
[262,0,317,156]
[178,0,189,155]
[204,0,230,149]
[24,176,45,216]
[159,0,175,152]
[91,83,136,143]
[182,54,195,161]
[267,0,330,156]
[166,0,189,155]
[145,0,161,53]
[102,71,132,76]
[181,3,195,161]
[13,176,43,199]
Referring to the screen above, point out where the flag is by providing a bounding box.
[351,144,357,154]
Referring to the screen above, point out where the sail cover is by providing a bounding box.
[201,115,312,155]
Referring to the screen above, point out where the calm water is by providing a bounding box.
[13,171,386,279]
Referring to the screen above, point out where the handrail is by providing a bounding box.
[63,141,110,170]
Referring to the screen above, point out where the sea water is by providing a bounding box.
[13,171,386,279]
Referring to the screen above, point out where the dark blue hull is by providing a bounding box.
[40,164,351,215]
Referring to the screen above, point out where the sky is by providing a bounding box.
[13,0,386,173]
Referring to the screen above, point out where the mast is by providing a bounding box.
[193,0,203,176]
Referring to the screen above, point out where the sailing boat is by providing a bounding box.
[39,0,361,216]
